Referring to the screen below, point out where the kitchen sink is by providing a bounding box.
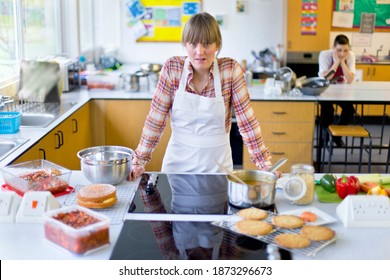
[0,138,29,161]
[20,112,56,127]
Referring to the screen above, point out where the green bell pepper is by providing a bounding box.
[320,174,337,193]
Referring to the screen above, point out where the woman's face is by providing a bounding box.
[185,42,218,72]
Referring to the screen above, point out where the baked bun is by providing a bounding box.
[77,184,117,209]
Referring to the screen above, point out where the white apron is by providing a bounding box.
[161,58,233,173]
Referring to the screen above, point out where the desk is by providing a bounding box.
[315,82,390,171]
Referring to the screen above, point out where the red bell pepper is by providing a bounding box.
[336,175,360,199]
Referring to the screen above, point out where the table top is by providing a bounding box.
[316,82,390,103]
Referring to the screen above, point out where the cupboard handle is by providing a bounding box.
[39,148,46,160]
[271,152,285,156]
[272,132,286,135]
[367,67,370,77]
[54,133,61,149]
[272,111,287,115]
[72,118,78,133]
[58,130,64,147]
[373,67,376,76]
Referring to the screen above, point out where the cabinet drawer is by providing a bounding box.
[243,142,313,172]
[251,102,315,122]
[261,123,314,142]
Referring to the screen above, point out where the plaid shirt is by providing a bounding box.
[133,56,271,169]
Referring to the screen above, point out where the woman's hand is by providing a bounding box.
[273,170,283,178]
[128,165,145,181]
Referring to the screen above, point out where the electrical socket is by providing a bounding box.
[337,195,390,227]
[22,195,48,216]
[0,192,22,223]
[352,196,390,221]
[16,191,60,223]
[0,195,12,216]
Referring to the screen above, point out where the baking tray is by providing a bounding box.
[62,183,137,225]
[211,210,337,257]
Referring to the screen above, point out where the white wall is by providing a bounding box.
[117,0,286,65]
[330,31,390,59]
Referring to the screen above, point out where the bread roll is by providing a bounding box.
[77,184,117,209]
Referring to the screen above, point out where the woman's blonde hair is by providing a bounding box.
[182,12,222,51]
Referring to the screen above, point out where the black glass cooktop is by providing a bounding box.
[110,173,291,260]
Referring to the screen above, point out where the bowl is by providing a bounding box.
[77,146,134,185]
[0,159,71,195]
[227,170,278,209]
[298,84,329,96]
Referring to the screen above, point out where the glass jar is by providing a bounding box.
[288,164,315,205]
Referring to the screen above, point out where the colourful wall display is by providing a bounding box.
[301,0,318,35]
[137,0,202,42]
[334,0,390,29]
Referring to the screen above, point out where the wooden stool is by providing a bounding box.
[321,125,372,173]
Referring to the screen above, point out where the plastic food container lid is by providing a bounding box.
[282,177,307,201]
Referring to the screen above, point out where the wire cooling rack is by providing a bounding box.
[212,210,337,258]
[62,182,138,225]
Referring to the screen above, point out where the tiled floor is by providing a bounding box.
[315,124,389,174]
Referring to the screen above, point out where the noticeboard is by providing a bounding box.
[137,0,202,42]
[334,0,390,29]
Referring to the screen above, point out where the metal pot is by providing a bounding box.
[119,73,139,92]
[77,146,134,185]
[297,70,342,96]
[227,170,278,209]
[119,71,148,92]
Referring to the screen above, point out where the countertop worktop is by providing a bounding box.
[0,84,315,167]
[1,171,390,260]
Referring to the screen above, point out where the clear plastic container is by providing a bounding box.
[44,205,110,255]
[287,164,315,205]
[0,159,71,195]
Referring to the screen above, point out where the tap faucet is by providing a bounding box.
[376,45,383,60]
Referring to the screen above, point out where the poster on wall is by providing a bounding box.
[136,0,201,42]
[333,0,390,28]
[301,0,318,35]
[125,0,148,40]
[338,0,355,11]
[360,12,376,33]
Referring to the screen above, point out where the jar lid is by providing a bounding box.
[290,164,314,173]
[282,177,307,201]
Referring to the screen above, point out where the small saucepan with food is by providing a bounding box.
[222,158,287,209]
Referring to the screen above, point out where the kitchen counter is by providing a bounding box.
[1,171,390,260]
[0,83,318,168]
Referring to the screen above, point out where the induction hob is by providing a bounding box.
[110,173,291,260]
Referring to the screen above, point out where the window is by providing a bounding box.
[0,0,62,85]
[0,0,18,82]
[22,0,61,59]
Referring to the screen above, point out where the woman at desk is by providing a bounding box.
[129,12,271,179]
[318,34,356,147]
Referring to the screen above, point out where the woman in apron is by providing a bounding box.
[129,12,272,179]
